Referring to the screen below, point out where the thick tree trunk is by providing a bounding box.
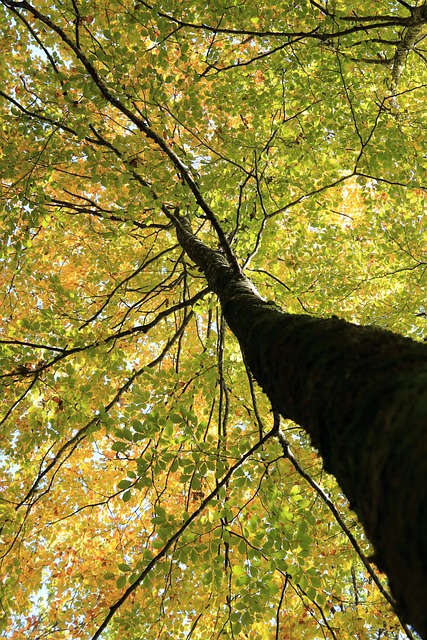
[226,297,427,639]
[175,216,427,639]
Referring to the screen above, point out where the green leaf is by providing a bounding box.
[152,538,164,549]
[117,479,132,490]
[132,420,145,432]
[112,441,127,452]
[103,572,115,580]
[116,575,127,589]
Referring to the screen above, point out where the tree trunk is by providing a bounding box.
[175,215,427,639]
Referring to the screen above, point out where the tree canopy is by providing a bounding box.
[0,1,426,639]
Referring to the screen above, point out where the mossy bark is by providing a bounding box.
[175,216,427,638]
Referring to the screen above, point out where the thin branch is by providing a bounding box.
[296,583,338,640]
[90,427,276,640]
[0,289,207,385]
[0,374,39,426]
[274,576,289,640]
[135,1,405,39]
[267,173,354,218]
[15,313,195,509]
[0,89,88,137]
[1,0,240,273]
[276,427,416,640]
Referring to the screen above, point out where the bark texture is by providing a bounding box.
[226,297,427,639]
[391,3,427,90]
[175,216,427,638]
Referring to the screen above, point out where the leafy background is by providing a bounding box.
[0,0,426,638]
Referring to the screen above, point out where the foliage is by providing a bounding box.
[0,0,426,638]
